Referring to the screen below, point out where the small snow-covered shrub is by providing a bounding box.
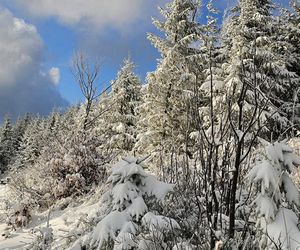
[10,130,110,208]
[160,179,208,249]
[89,156,180,249]
[29,226,54,250]
[43,133,107,199]
[247,140,300,250]
[6,199,32,228]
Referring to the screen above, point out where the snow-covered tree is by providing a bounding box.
[211,0,300,240]
[136,0,201,158]
[45,110,62,137]
[39,129,106,200]
[12,118,42,171]
[11,114,31,153]
[247,140,300,249]
[185,2,230,247]
[90,157,179,249]
[0,117,15,173]
[222,0,299,138]
[101,58,141,153]
[278,3,300,130]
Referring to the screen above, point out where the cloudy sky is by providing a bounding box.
[0,0,289,121]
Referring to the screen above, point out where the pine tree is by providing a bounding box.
[278,2,300,130]
[0,117,14,173]
[222,0,299,138]
[12,118,41,170]
[102,58,141,153]
[135,0,201,158]
[12,114,31,153]
[247,140,300,249]
[90,157,179,249]
[217,0,300,239]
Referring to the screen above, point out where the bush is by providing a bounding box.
[89,156,180,249]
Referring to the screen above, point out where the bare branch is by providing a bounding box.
[71,50,101,130]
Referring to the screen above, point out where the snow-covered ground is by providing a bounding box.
[0,184,33,250]
[0,183,101,250]
[0,180,39,249]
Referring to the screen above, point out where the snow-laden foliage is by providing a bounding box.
[266,208,300,250]
[98,58,141,154]
[90,157,179,249]
[0,118,16,173]
[135,0,201,159]
[11,118,43,171]
[44,134,105,199]
[248,140,300,249]
[0,0,300,249]
[5,198,32,228]
[7,107,109,209]
[29,225,54,250]
[222,0,300,138]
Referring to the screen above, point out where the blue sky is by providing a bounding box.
[0,0,290,121]
[0,0,171,121]
[36,15,167,104]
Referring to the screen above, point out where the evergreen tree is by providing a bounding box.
[12,114,31,153]
[12,118,42,170]
[135,0,201,158]
[0,117,14,173]
[90,157,178,249]
[278,3,300,129]
[217,0,300,239]
[222,0,299,138]
[102,58,141,153]
[247,141,300,249]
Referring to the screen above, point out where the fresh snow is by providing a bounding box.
[90,157,177,249]
[91,211,132,249]
[247,160,280,193]
[0,183,101,250]
[141,212,180,231]
[267,208,300,250]
[141,175,174,202]
[126,197,148,220]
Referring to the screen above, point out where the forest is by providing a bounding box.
[0,0,300,249]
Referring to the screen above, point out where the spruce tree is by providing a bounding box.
[222,0,299,138]
[102,58,141,153]
[247,141,300,249]
[136,0,200,158]
[216,0,300,239]
[278,3,300,130]
[12,118,41,170]
[0,117,14,173]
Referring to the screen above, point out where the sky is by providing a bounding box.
[0,0,290,121]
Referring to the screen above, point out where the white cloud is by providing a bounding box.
[0,10,42,87]
[0,10,68,120]
[11,0,169,31]
[12,0,141,29]
[49,67,60,85]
